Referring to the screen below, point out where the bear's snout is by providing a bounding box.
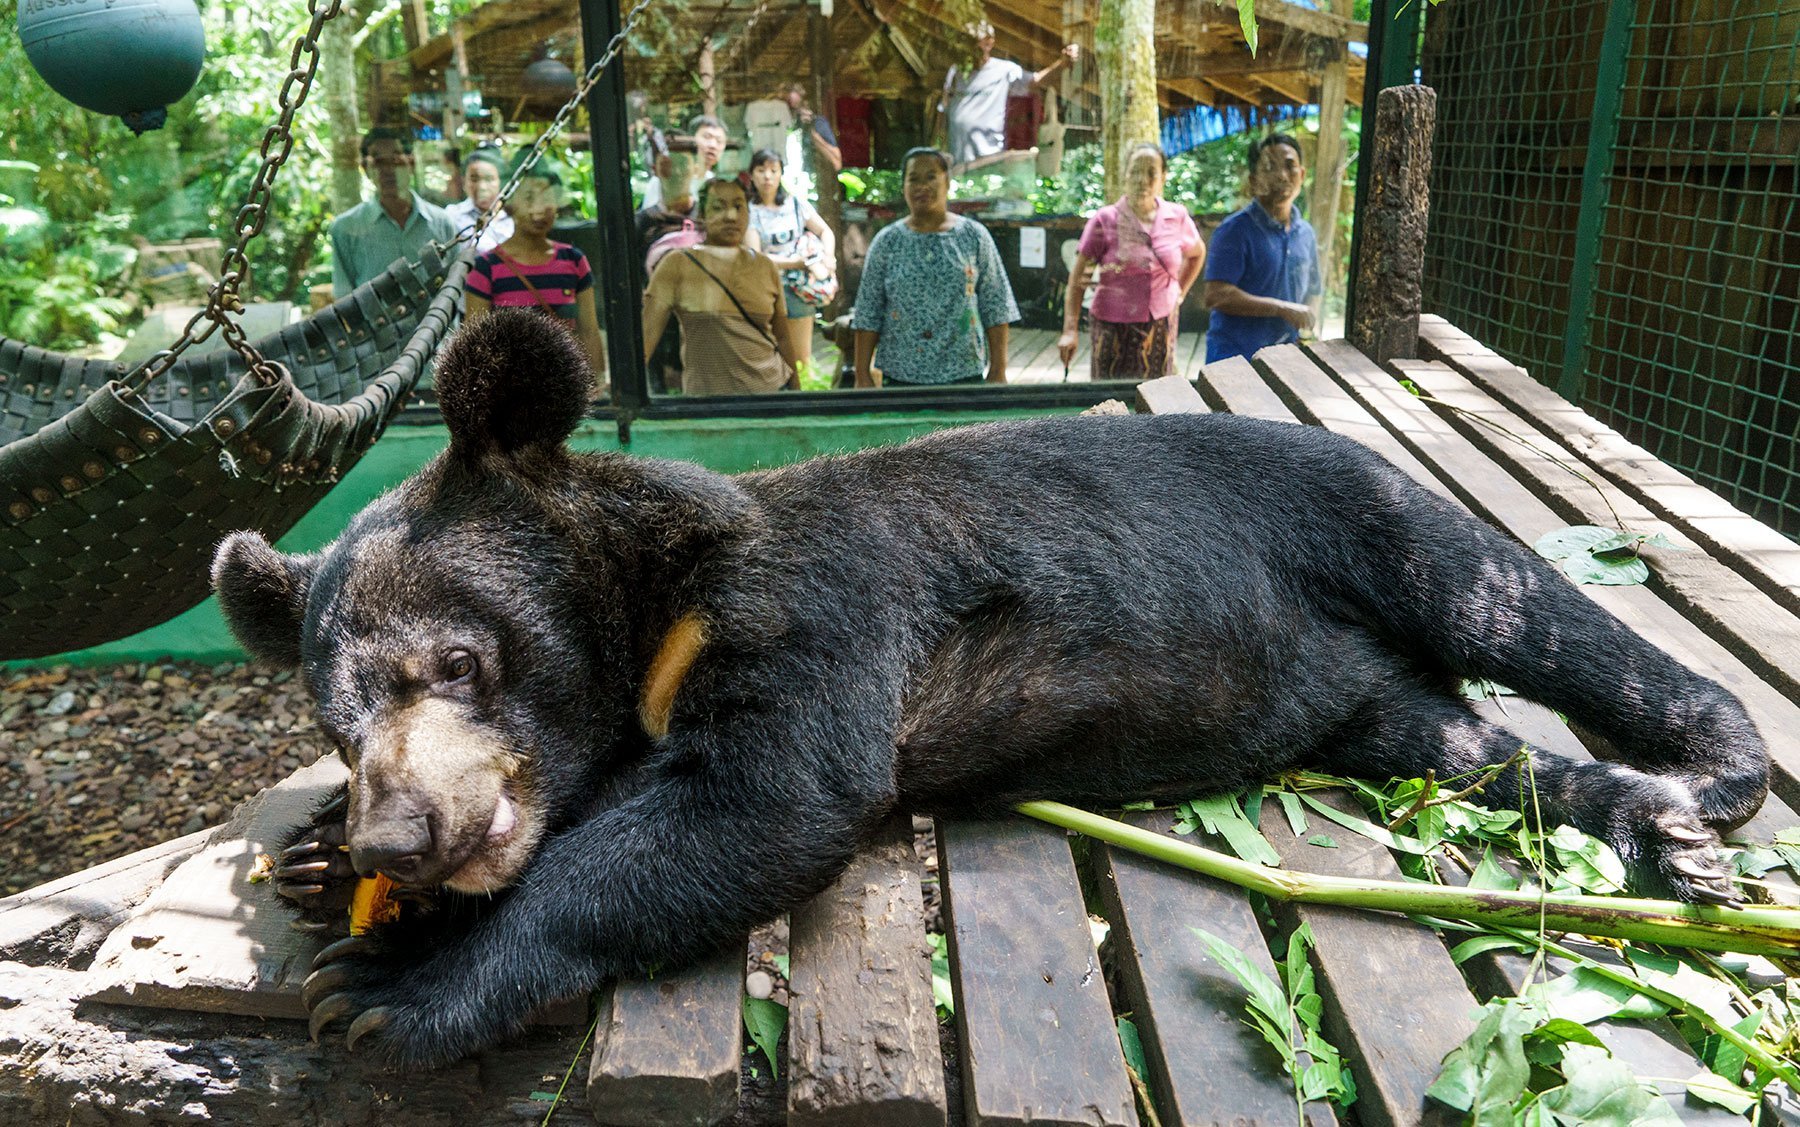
[349,811,435,883]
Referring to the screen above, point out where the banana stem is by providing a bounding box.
[1015,801,1800,959]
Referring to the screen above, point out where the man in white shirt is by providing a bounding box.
[936,21,1078,169]
[444,148,514,254]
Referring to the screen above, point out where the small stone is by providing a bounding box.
[143,666,164,683]
[42,690,77,717]
[745,971,774,1000]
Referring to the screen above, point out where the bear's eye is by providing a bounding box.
[443,651,478,685]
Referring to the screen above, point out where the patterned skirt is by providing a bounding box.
[1091,315,1178,382]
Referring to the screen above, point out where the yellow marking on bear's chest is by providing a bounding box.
[639,613,707,740]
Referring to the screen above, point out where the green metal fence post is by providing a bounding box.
[1556,0,1636,403]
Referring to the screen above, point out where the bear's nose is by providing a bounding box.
[350,815,434,883]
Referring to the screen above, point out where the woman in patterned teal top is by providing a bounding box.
[852,148,1020,386]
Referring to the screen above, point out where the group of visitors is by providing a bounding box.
[329,97,1321,400]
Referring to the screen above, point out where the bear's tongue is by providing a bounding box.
[487,793,517,839]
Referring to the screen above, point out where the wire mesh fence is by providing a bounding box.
[1422,0,1800,535]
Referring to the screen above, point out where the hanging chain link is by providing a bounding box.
[450,0,656,251]
[127,0,345,393]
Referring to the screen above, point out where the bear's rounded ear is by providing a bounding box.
[435,309,593,462]
[212,531,319,668]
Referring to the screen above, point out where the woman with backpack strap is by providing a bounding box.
[744,148,837,376]
[643,176,798,396]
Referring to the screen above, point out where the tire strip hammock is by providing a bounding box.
[0,0,652,661]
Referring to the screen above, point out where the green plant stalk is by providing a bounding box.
[1501,925,1800,1094]
[1015,801,1800,958]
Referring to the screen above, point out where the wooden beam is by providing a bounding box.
[1311,45,1350,294]
[1206,0,1367,42]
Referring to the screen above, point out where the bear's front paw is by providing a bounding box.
[277,789,357,934]
[301,935,492,1066]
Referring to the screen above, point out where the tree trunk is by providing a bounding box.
[320,16,364,214]
[1094,0,1157,201]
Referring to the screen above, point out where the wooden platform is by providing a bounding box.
[4,321,1799,1125]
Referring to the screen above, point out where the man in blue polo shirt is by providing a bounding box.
[1202,133,1322,363]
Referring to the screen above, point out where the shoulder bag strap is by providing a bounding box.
[682,250,780,349]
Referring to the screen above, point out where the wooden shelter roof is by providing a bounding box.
[377,0,1367,126]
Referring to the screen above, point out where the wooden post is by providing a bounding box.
[1094,0,1157,200]
[1348,84,1435,363]
[399,0,430,50]
[445,26,470,145]
[1310,40,1350,301]
[808,6,842,235]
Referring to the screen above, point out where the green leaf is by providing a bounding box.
[1117,1016,1149,1079]
[1623,952,1740,1027]
[741,996,787,1079]
[1449,933,1532,964]
[928,932,954,1018]
[1526,966,1670,1025]
[1191,925,1289,1034]
[1277,790,1308,836]
[1426,997,1541,1121]
[771,953,790,978]
[1180,795,1282,866]
[1559,551,1650,586]
[1237,0,1259,55]
[1679,1069,1757,1113]
[1297,792,1434,854]
[1307,834,1338,848]
[1471,848,1521,891]
[1529,1018,1606,1049]
[1537,1044,1654,1125]
[1534,525,1620,561]
[1699,1009,1762,1081]
[1546,824,1628,894]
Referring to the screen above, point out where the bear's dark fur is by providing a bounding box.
[213,309,1768,1066]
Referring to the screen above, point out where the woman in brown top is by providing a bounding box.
[642,177,797,395]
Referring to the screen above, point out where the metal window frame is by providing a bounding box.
[574,0,1142,442]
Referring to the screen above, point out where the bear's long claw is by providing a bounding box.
[312,935,371,971]
[1671,854,1723,879]
[302,963,356,1010]
[283,839,325,859]
[1664,823,1711,844]
[277,883,326,899]
[276,860,332,879]
[290,917,333,933]
[345,1007,393,1051]
[308,992,358,1043]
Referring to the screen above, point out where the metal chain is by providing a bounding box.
[449,0,656,252]
[127,0,344,392]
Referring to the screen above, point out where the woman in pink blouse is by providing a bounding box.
[1058,144,1205,381]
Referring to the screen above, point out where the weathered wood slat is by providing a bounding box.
[1090,810,1337,1126]
[587,944,745,1127]
[786,817,946,1127]
[1416,315,1800,616]
[937,817,1138,1127]
[81,757,349,1018]
[0,827,209,965]
[1259,791,1476,1127]
[1393,354,1800,709]
[1131,374,1207,415]
[1300,342,1800,810]
[1199,354,1294,420]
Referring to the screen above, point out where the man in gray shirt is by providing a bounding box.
[936,21,1078,169]
[328,127,457,297]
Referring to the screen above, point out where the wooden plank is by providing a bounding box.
[1259,791,1476,1127]
[586,944,744,1127]
[786,817,946,1127]
[1132,374,1206,415]
[1348,86,1435,362]
[1090,811,1337,1126]
[0,828,209,965]
[1297,341,1800,812]
[1391,355,1800,708]
[937,817,1137,1127]
[82,758,349,1018]
[1198,354,1298,420]
[1417,314,1800,616]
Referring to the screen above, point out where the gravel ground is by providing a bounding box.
[1,660,332,898]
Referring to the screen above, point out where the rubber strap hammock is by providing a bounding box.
[0,0,652,661]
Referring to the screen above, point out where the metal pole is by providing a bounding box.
[577,0,648,431]
[1557,0,1635,403]
[1344,0,1422,335]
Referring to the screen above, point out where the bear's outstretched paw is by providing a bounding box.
[1637,810,1741,906]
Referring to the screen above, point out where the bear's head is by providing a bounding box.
[212,310,752,893]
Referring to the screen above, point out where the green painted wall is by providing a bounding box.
[11,409,1067,668]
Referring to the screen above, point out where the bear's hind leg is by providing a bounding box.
[1328,684,1738,904]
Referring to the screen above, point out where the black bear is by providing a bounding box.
[212,309,1767,1066]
